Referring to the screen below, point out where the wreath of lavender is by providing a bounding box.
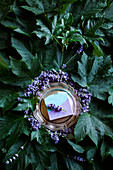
[23,66,92,144]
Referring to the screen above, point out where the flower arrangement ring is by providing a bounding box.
[24,69,92,143]
[33,82,81,131]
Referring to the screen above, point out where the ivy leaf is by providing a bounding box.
[71,53,113,100]
[11,37,34,69]
[63,13,73,26]
[14,99,34,111]
[5,141,50,170]
[10,57,32,81]
[31,128,57,152]
[10,56,41,80]
[71,0,107,22]
[0,113,29,140]
[22,0,63,15]
[33,15,57,44]
[34,143,51,170]
[108,87,113,106]
[67,139,85,153]
[70,33,87,44]
[74,112,113,146]
[89,40,104,57]
[4,136,27,162]
[49,153,58,170]
[84,19,105,38]
[64,157,83,170]
[101,140,113,160]
[22,0,44,15]
[1,55,41,88]
[0,54,9,69]
[39,43,57,69]
[71,52,88,87]
[0,89,18,113]
[0,0,14,20]
[86,147,97,162]
[0,29,10,49]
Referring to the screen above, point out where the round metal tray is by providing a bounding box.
[33,82,81,131]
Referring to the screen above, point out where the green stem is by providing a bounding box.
[65,53,77,65]
[52,34,62,47]
[17,138,29,155]
[62,109,67,113]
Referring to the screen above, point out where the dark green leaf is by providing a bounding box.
[14,99,34,111]
[104,2,113,21]
[64,157,83,170]
[86,147,97,161]
[0,54,9,68]
[67,139,85,153]
[10,57,32,79]
[0,0,14,21]
[74,112,113,146]
[11,37,34,69]
[40,43,57,69]
[71,0,107,23]
[71,52,88,87]
[34,20,52,44]
[0,89,18,112]
[0,114,29,139]
[31,128,57,152]
[63,13,73,26]
[89,40,103,57]
[10,55,41,80]
[72,53,113,100]
[0,30,10,49]
[101,140,113,160]
[4,137,26,162]
[22,0,63,15]
[49,153,58,170]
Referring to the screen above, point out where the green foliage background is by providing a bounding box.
[0,0,113,169]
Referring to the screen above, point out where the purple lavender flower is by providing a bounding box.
[17,97,22,102]
[47,103,56,110]
[54,106,62,112]
[77,45,83,54]
[62,64,66,69]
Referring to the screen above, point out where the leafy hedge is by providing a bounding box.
[0,0,113,169]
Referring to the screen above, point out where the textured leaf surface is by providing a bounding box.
[67,139,85,153]
[0,89,18,112]
[0,114,29,139]
[11,37,34,69]
[71,53,113,100]
[108,87,113,106]
[64,157,83,170]
[74,112,113,146]
[22,0,63,15]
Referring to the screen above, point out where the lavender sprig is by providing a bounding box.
[47,104,67,112]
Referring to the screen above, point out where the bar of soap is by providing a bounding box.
[44,91,73,120]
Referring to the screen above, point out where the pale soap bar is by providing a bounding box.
[44,91,73,120]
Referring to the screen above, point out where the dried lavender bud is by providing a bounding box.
[13,156,16,160]
[20,146,24,150]
[47,104,56,110]
[15,154,19,157]
[54,106,62,112]
[6,160,9,164]
[9,159,12,163]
